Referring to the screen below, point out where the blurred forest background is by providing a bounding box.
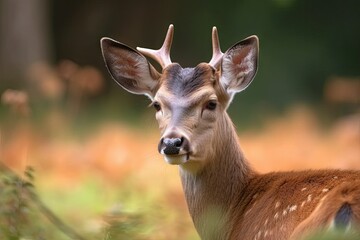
[0,0,359,239]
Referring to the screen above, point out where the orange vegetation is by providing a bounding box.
[1,106,359,187]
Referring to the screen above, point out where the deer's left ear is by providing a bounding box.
[220,36,259,97]
[101,37,161,99]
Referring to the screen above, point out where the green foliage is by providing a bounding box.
[103,209,147,240]
[0,166,87,240]
[305,229,360,240]
[0,166,45,239]
[0,166,195,240]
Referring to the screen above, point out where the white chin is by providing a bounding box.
[164,154,188,165]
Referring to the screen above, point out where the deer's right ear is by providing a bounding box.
[100,37,161,99]
[220,36,259,100]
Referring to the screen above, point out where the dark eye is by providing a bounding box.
[153,101,161,112]
[205,100,217,110]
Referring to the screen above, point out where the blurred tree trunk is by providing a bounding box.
[0,0,52,84]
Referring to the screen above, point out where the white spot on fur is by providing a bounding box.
[289,205,297,212]
[333,176,338,179]
[301,201,306,208]
[274,212,279,219]
[275,201,281,209]
[282,210,287,216]
[301,187,307,191]
[264,230,269,237]
[307,194,312,202]
[322,188,329,193]
[264,218,269,225]
[253,193,258,199]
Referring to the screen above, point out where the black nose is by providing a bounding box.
[159,137,184,155]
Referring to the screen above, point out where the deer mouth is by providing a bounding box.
[164,153,189,165]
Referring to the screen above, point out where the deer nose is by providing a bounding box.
[159,137,188,155]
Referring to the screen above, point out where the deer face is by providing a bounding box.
[101,25,258,170]
[153,63,226,166]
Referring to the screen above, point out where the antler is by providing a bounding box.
[208,27,224,69]
[137,24,174,69]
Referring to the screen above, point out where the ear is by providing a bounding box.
[100,37,161,99]
[220,36,259,99]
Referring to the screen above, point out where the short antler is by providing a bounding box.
[208,27,224,69]
[137,24,174,69]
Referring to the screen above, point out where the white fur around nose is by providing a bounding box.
[164,154,187,165]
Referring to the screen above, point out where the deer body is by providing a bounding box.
[101,25,360,239]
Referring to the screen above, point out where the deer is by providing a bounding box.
[100,25,360,240]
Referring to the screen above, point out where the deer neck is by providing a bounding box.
[179,112,254,239]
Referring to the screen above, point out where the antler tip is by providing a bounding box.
[209,26,223,68]
[167,24,174,38]
[136,46,144,52]
[212,27,219,38]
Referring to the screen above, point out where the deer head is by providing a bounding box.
[100,25,258,173]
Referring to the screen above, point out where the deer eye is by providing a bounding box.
[153,101,161,112]
[205,100,217,110]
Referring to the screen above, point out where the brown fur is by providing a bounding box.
[230,170,360,239]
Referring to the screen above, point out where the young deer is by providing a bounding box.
[100,25,360,240]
